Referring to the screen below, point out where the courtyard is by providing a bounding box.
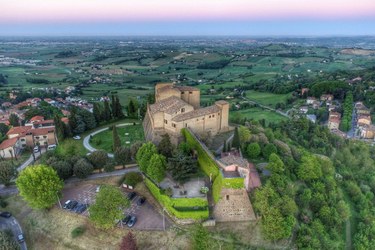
[159,177,207,198]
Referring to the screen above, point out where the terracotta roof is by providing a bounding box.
[34,119,54,125]
[61,117,69,124]
[215,100,228,105]
[30,116,44,122]
[149,96,189,115]
[0,137,18,150]
[329,117,341,124]
[31,127,55,136]
[6,126,32,136]
[172,105,220,122]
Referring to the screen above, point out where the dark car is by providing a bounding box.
[0,211,12,218]
[72,203,83,212]
[17,234,25,243]
[76,204,88,214]
[137,197,146,206]
[63,200,72,209]
[127,216,137,228]
[68,200,78,210]
[127,192,136,200]
[122,215,131,225]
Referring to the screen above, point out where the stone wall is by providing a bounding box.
[213,188,256,222]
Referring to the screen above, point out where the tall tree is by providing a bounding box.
[147,154,166,182]
[50,161,73,180]
[88,150,109,172]
[0,161,16,186]
[16,165,64,209]
[114,146,131,168]
[89,185,130,229]
[120,232,137,250]
[8,113,20,127]
[93,102,103,123]
[73,158,94,179]
[112,126,121,151]
[136,142,157,172]
[157,133,174,158]
[232,126,241,150]
[167,153,198,183]
[103,100,112,121]
[247,142,261,159]
[238,126,251,143]
[127,99,138,118]
[54,115,66,140]
[266,153,285,174]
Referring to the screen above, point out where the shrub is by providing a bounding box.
[71,226,86,238]
[123,172,143,187]
[200,187,209,194]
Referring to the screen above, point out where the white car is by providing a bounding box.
[96,186,101,193]
[33,146,39,153]
[47,144,57,151]
[73,135,81,140]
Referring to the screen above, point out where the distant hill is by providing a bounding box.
[340,48,375,56]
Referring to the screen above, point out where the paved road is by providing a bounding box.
[83,123,139,158]
[0,166,139,196]
[17,148,46,172]
[0,216,27,250]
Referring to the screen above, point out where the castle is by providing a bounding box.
[143,83,230,144]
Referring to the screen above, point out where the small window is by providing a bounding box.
[212,114,215,118]
[209,115,211,118]
[226,195,229,200]
[181,91,185,94]
[43,136,47,139]
[185,124,188,128]
[21,139,25,142]
[181,108,185,113]
[164,119,168,124]
[35,136,40,139]
[189,91,192,94]
[172,123,176,128]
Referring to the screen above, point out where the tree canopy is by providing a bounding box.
[16,165,64,209]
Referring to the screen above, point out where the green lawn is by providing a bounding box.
[56,138,88,157]
[244,90,291,108]
[91,124,145,153]
[231,107,288,125]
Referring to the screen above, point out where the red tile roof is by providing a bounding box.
[31,127,55,136]
[0,137,18,150]
[6,126,32,136]
[30,116,45,122]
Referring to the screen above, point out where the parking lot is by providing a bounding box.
[61,183,171,230]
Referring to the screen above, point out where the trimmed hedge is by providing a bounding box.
[223,177,245,189]
[144,178,209,220]
[182,129,223,203]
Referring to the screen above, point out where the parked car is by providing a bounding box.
[72,203,83,213]
[137,197,146,206]
[0,211,12,218]
[33,146,39,153]
[63,200,72,209]
[68,200,78,210]
[122,215,131,225]
[127,192,136,200]
[73,135,81,140]
[76,204,88,213]
[127,216,137,228]
[47,144,57,151]
[95,185,101,193]
[17,234,25,243]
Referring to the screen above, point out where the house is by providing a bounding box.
[1,102,12,108]
[306,97,316,105]
[329,111,341,119]
[328,117,341,130]
[357,115,372,127]
[301,88,309,96]
[218,151,261,192]
[0,137,22,159]
[312,100,321,109]
[360,125,375,139]
[320,94,334,102]
[299,106,308,114]
[143,83,230,145]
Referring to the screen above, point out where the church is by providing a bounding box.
[143,83,230,144]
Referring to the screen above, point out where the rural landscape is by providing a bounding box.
[1,0,375,250]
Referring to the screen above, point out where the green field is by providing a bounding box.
[91,124,144,152]
[231,107,288,125]
[245,90,291,107]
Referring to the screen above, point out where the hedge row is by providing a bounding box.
[182,128,223,203]
[223,177,245,189]
[144,177,209,220]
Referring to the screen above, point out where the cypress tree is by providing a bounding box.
[103,100,112,120]
[232,127,241,150]
[112,126,121,151]
[223,140,227,152]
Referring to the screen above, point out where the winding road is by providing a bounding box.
[83,122,139,158]
[0,216,27,250]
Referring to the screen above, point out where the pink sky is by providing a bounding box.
[1,0,375,23]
